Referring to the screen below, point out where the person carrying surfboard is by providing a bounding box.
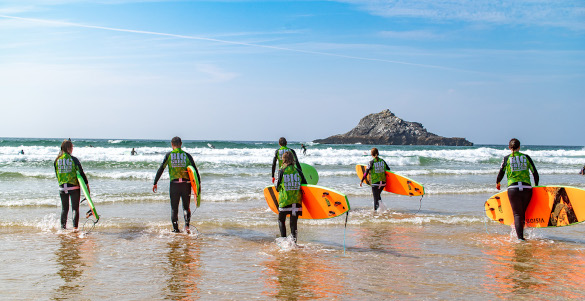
[275,151,308,242]
[496,138,539,240]
[271,137,302,184]
[54,139,89,230]
[360,148,390,211]
[152,137,201,233]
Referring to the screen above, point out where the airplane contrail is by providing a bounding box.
[0,14,473,73]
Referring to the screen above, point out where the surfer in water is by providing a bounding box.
[271,137,302,184]
[54,139,89,231]
[496,138,539,240]
[275,151,307,243]
[300,144,307,155]
[131,148,137,155]
[360,148,390,211]
[153,137,201,233]
[580,165,585,175]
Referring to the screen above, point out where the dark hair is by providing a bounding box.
[371,147,379,157]
[171,136,182,147]
[509,138,520,150]
[55,139,73,164]
[279,137,287,146]
[282,151,294,167]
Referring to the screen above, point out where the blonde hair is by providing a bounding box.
[55,139,73,164]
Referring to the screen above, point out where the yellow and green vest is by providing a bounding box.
[505,151,534,186]
[166,148,192,181]
[55,153,79,186]
[370,157,387,183]
[278,165,302,207]
[276,146,293,169]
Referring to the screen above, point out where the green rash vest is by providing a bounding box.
[276,146,292,169]
[504,151,535,186]
[166,148,193,181]
[278,165,303,208]
[55,153,79,186]
[370,157,387,184]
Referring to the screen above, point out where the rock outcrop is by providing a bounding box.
[313,109,473,146]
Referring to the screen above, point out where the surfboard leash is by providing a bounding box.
[414,195,424,214]
[343,211,349,256]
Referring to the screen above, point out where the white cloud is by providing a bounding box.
[340,0,585,31]
[195,64,239,83]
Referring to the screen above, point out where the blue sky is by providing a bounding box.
[1,0,583,145]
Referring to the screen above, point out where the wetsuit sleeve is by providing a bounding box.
[298,168,308,185]
[271,150,278,178]
[383,159,390,171]
[154,152,170,185]
[362,160,374,182]
[291,149,303,171]
[186,153,201,184]
[496,155,509,184]
[72,156,88,185]
[275,168,284,188]
[526,155,539,186]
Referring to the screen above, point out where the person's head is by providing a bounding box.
[171,136,182,149]
[371,147,379,158]
[61,139,73,154]
[509,138,520,152]
[279,137,287,147]
[282,151,294,167]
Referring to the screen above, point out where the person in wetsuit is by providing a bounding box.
[496,138,539,240]
[131,148,137,155]
[271,137,302,184]
[54,139,89,230]
[360,148,390,211]
[300,144,307,155]
[275,151,307,242]
[153,137,201,233]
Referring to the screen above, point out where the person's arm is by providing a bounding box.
[72,156,88,185]
[291,149,302,171]
[361,160,374,183]
[383,159,390,172]
[154,152,170,186]
[526,154,539,186]
[271,150,278,180]
[496,155,509,189]
[275,168,284,189]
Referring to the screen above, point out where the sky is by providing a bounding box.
[0,0,584,145]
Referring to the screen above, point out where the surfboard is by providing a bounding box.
[485,186,585,227]
[355,164,424,196]
[300,163,319,185]
[76,171,99,221]
[187,166,201,207]
[263,185,350,219]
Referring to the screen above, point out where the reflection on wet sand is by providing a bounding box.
[261,250,345,300]
[52,233,95,300]
[483,239,585,299]
[164,236,202,300]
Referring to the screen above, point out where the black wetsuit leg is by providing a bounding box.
[289,214,299,242]
[170,182,191,231]
[278,211,288,237]
[59,190,80,229]
[507,187,533,240]
[371,181,385,210]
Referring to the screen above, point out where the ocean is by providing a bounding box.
[1,137,585,300]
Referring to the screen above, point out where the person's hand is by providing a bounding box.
[359,181,363,187]
[153,184,157,193]
[496,183,501,190]
[272,177,275,184]
[87,185,90,194]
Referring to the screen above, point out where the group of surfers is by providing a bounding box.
[54,137,538,241]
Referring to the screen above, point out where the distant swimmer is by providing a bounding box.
[18,149,24,155]
[54,139,89,231]
[360,148,390,211]
[271,137,302,184]
[274,151,307,243]
[153,136,201,233]
[300,143,307,155]
[131,148,137,155]
[207,143,215,149]
[580,165,585,175]
[496,138,539,241]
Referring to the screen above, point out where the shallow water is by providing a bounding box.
[2,138,585,299]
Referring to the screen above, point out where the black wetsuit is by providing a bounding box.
[275,166,307,241]
[363,158,390,210]
[54,156,88,229]
[271,148,303,179]
[154,151,201,232]
[496,154,539,240]
[301,145,307,155]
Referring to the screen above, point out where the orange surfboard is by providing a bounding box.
[263,185,350,219]
[355,164,424,196]
[485,186,585,227]
[187,166,201,208]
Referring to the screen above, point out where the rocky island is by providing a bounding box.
[314,109,473,146]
